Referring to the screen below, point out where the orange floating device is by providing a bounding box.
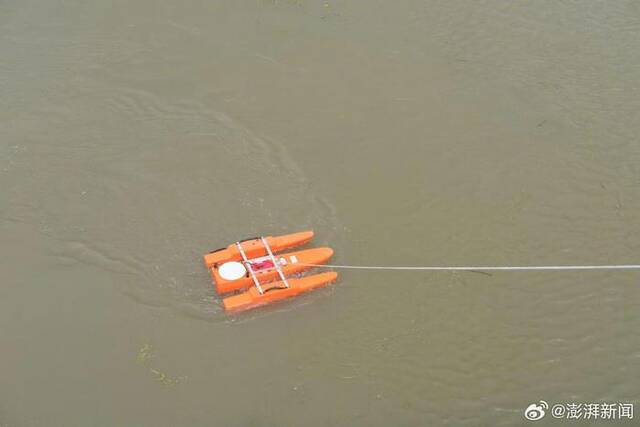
[203,230,338,312]
[223,272,338,312]
[212,247,334,294]
[204,231,314,269]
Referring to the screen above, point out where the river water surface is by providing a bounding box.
[2,1,640,426]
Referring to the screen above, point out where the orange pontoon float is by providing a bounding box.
[204,231,338,312]
[204,231,314,269]
[223,272,338,312]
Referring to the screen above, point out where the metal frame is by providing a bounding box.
[235,237,290,294]
[235,241,264,294]
[261,237,290,288]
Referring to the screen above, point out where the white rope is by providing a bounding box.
[297,263,640,272]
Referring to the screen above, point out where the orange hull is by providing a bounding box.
[223,272,338,312]
[204,230,314,269]
[213,247,334,294]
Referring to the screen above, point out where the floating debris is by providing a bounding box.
[136,344,187,386]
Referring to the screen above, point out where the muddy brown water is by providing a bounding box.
[2,1,640,426]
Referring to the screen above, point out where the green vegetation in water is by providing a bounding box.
[136,344,187,386]
[136,343,154,364]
